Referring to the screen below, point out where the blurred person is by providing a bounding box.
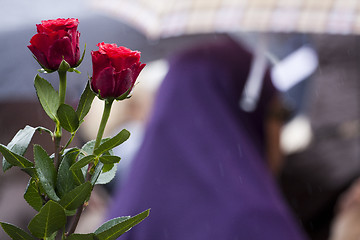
[280,34,360,240]
[106,36,308,240]
[106,84,155,193]
[329,177,360,240]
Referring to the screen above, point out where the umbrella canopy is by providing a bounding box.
[92,0,360,40]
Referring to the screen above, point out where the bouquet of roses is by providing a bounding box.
[0,18,149,240]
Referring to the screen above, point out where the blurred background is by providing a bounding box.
[0,0,359,239]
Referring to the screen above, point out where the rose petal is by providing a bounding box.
[93,67,116,99]
[131,62,146,80]
[96,43,141,71]
[113,68,133,97]
[110,53,141,72]
[41,18,79,32]
[91,51,112,81]
[73,31,80,63]
[113,62,146,97]
[30,18,80,70]
[48,37,75,69]
[27,44,49,69]
[29,34,52,55]
[91,43,145,99]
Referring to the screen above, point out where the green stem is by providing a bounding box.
[93,99,114,152]
[54,136,61,170]
[58,70,67,105]
[54,70,67,170]
[61,133,76,155]
[55,226,64,240]
[67,99,114,236]
[89,99,114,180]
[67,205,84,236]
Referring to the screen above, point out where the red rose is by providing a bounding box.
[28,18,80,71]
[91,42,146,99]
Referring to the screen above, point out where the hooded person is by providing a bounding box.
[106,36,308,240]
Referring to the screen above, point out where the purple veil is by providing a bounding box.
[107,36,307,240]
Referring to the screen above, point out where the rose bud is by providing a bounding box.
[91,42,146,100]
[28,18,80,71]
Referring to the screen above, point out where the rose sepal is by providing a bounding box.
[54,58,83,74]
[58,58,71,73]
[38,68,56,74]
[115,85,133,101]
[88,76,104,101]
[68,68,81,74]
[32,55,56,73]
[74,43,86,68]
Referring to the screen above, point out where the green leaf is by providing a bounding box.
[6,126,38,154]
[76,81,96,122]
[58,149,85,186]
[24,178,43,211]
[95,216,131,234]
[0,144,34,169]
[2,125,50,171]
[91,162,117,185]
[99,155,121,164]
[48,231,57,240]
[57,104,80,133]
[68,233,99,240]
[59,182,92,211]
[21,167,37,178]
[94,216,130,234]
[94,129,130,156]
[95,209,150,240]
[102,163,114,173]
[72,166,86,186]
[34,145,59,201]
[70,154,96,171]
[57,149,80,197]
[0,222,35,240]
[79,140,95,156]
[90,162,103,185]
[28,200,66,239]
[96,164,117,184]
[79,139,113,185]
[80,139,111,157]
[34,74,60,121]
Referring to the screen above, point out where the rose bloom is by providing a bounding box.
[91,42,146,99]
[28,18,80,70]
